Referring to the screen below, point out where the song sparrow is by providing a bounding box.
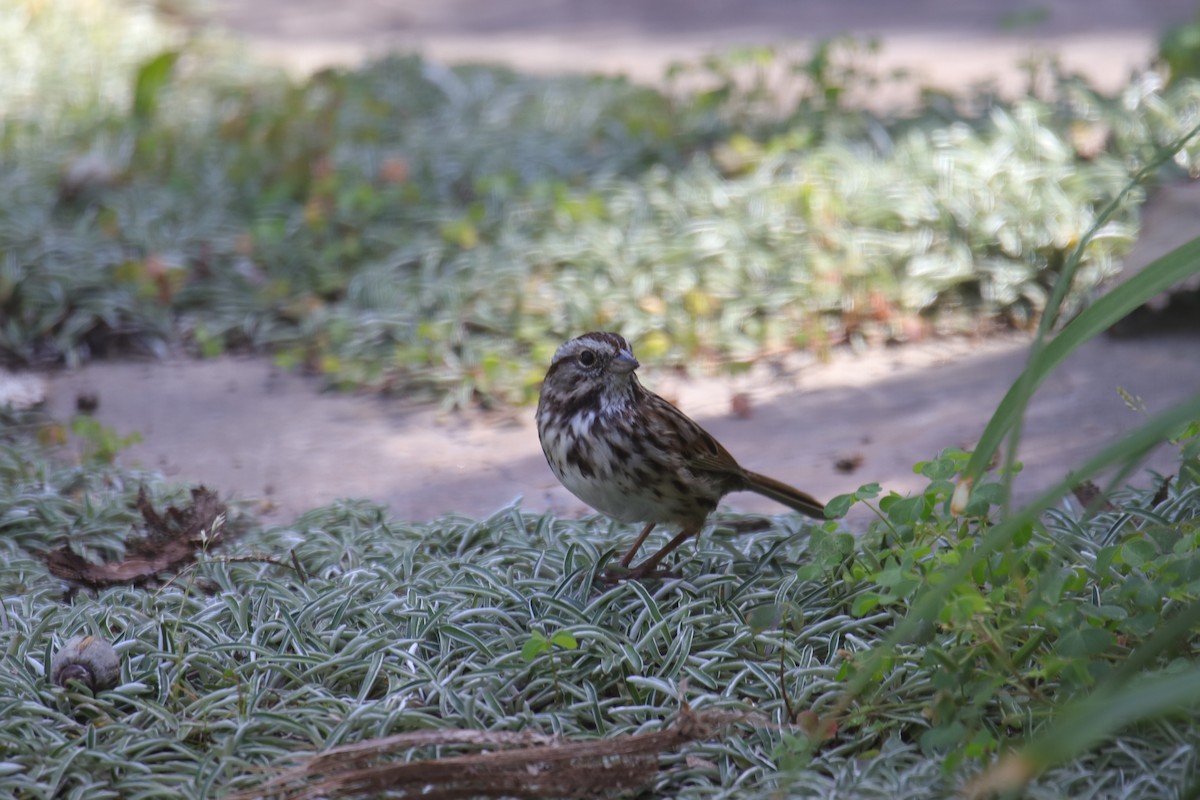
[536,332,825,579]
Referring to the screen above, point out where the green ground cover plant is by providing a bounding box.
[0,391,1198,797]
[5,1,1200,797]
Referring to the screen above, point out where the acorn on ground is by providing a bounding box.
[51,635,120,692]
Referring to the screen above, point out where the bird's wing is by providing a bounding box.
[649,393,744,477]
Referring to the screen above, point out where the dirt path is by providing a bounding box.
[24,1,1200,525]
[39,320,1200,526]
[207,0,1195,97]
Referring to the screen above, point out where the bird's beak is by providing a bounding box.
[612,351,640,374]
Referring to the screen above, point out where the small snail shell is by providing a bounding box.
[51,635,120,691]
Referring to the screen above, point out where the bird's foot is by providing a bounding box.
[598,562,680,584]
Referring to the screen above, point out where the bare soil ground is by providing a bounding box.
[24,0,1200,524]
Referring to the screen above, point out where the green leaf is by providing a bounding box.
[824,493,854,518]
[1057,627,1113,658]
[748,603,783,632]
[132,50,181,121]
[854,483,882,500]
[1121,538,1157,568]
[918,453,963,479]
[920,721,966,754]
[520,634,548,662]
[1080,605,1128,622]
[550,631,579,650]
[886,495,927,525]
[851,593,881,617]
[942,591,990,624]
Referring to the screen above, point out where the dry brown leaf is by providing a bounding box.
[41,486,226,588]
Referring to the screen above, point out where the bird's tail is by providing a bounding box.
[743,470,826,520]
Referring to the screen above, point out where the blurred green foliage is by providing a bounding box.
[2,0,1200,408]
[1160,9,1200,85]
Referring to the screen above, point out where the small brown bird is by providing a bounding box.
[536,332,825,579]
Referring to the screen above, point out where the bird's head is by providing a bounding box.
[540,331,642,414]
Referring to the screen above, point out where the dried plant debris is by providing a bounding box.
[1070,480,1115,513]
[236,707,740,800]
[41,486,226,588]
[834,454,865,474]
[1152,475,1174,506]
[729,393,753,419]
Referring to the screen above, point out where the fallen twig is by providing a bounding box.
[233,706,746,800]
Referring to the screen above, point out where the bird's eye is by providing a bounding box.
[578,349,597,367]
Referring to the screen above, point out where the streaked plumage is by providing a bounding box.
[536,331,824,578]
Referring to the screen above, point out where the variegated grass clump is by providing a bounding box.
[2,407,1199,797]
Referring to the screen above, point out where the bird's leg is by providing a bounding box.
[619,522,657,567]
[626,527,699,578]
